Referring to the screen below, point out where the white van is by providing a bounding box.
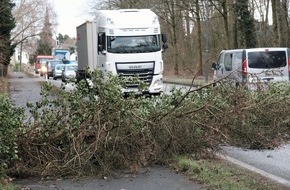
[212,49,243,84]
[212,47,290,88]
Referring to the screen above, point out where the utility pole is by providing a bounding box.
[205,0,209,83]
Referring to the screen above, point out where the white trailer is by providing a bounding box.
[76,9,168,96]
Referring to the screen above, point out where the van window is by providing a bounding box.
[224,53,232,71]
[217,53,224,65]
[248,51,287,69]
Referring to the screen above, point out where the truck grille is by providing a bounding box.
[116,62,154,88]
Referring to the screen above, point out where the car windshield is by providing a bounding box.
[50,61,62,67]
[248,51,287,68]
[55,65,65,70]
[66,65,77,71]
[38,58,52,64]
[107,35,161,53]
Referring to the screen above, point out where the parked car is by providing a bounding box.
[212,47,290,89]
[61,64,78,82]
[53,64,65,80]
[46,60,63,79]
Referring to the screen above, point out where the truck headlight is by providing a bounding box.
[152,78,163,87]
[41,66,47,72]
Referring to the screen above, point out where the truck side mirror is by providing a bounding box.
[98,33,106,54]
[98,44,103,52]
[161,33,167,43]
[161,34,168,52]
[162,43,168,50]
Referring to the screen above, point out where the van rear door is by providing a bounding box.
[246,48,289,82]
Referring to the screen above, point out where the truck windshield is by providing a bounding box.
[107,35,161,53]
[38,58,52,64]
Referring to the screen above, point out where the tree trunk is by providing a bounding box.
[195,0,203,75]
[271,0,279,46]
[0,64,8,77]
[171,1,179,76]
[233,1,239,48]
[222,0,230,49]
[185,10,192,51]
[279,0,289,46]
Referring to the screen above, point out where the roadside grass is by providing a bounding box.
[0,183,20,190]
[174,156,290,190]
[163,76,207,86]
[0,77,8,94]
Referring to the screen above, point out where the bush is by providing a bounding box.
[0,93,24,177]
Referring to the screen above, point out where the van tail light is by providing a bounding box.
[242,59,247,83]
[288,58,290,81]
[242,59,247,76]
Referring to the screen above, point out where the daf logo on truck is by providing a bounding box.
[76,9,168,96]
[129,65,142,69]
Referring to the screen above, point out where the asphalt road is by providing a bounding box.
[220,144,290,187]
[15,166,203,190]
[9,70,205,190]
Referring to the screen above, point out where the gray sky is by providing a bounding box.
[51,0,92,38]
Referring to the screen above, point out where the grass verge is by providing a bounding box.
[174,156,289,190]
[163,76,207,86]
[0,183,20,190]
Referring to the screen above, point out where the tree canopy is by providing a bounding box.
[36,7,54,55]
[0,0,16,67]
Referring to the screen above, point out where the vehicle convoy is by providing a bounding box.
[76,9,168,96]
[212,47,290,89]
[34,55,54,75]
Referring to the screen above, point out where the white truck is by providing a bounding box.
[76,9,168,96]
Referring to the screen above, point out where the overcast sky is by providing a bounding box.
[51,0,93,38]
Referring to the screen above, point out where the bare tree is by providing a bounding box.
[210,0,232,49]
[271,0,279,46]
[11,0,56,65]
[278,0,289,46]
[84,0,290,78]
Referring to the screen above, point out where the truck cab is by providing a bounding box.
[76,9,168,96]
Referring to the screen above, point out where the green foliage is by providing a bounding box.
[235,0,257,48]
[0,182,21,190]
[0,0,16,66]
[35,8,53,55]
[0,93,24,177]
[36,43,52,55]
[8,72,290,178]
